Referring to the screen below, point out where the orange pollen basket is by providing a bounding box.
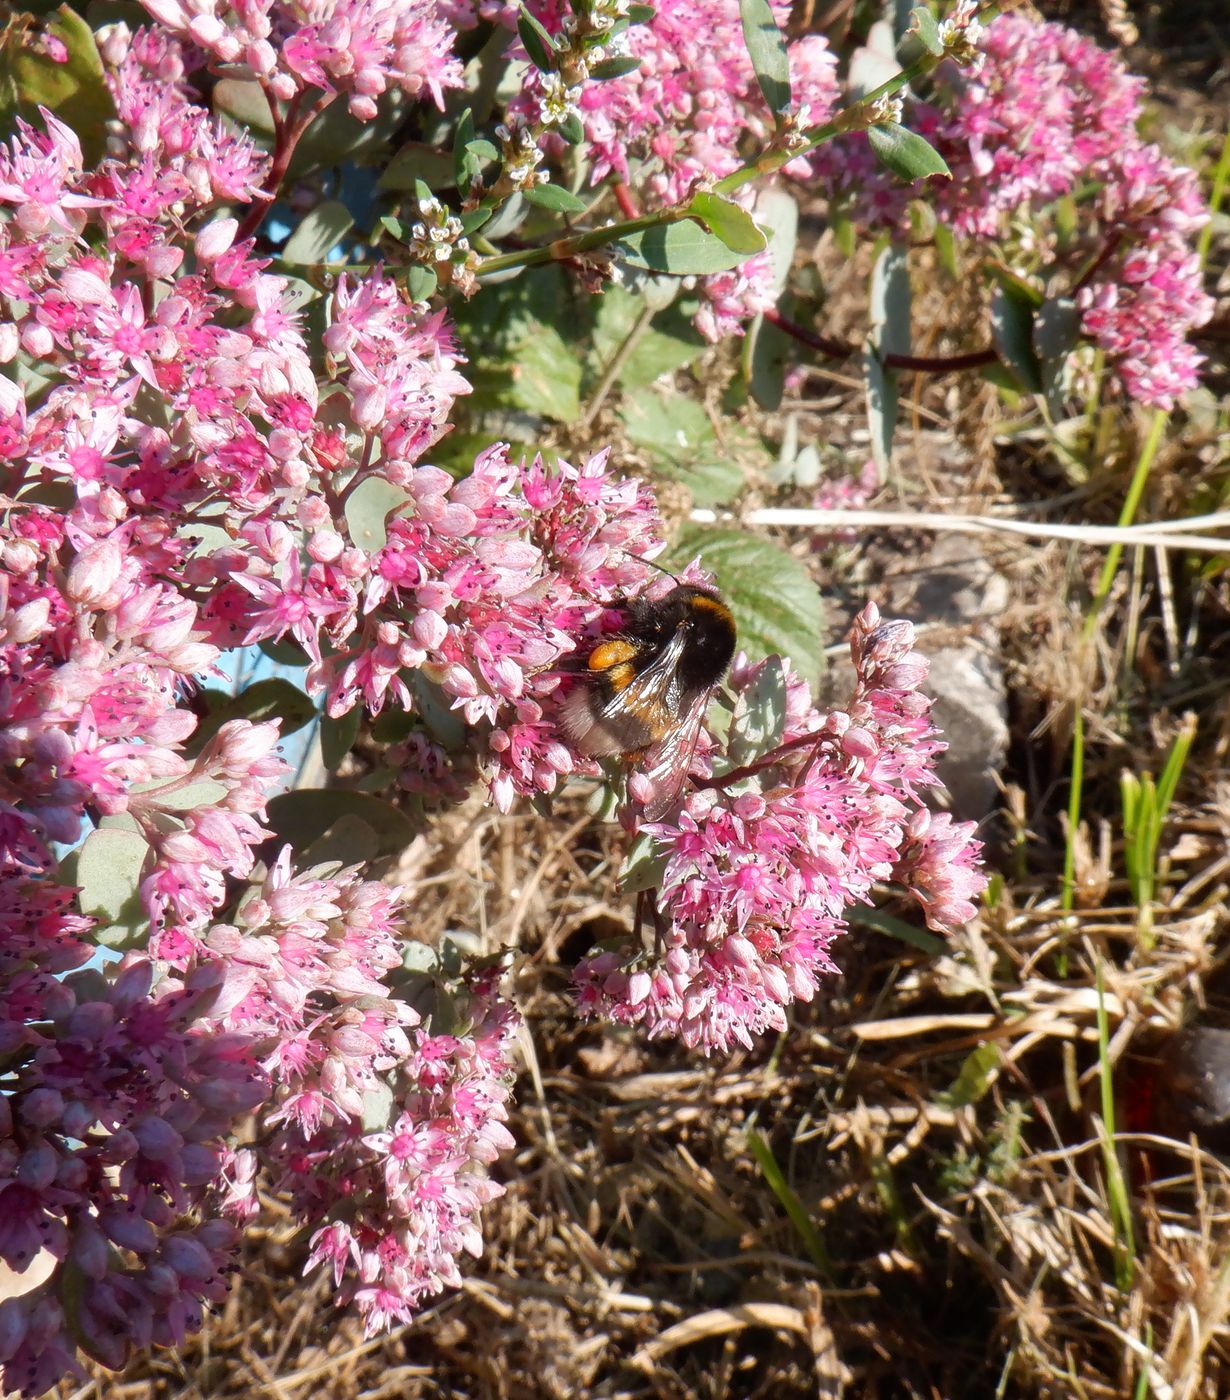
[587,638,638,672]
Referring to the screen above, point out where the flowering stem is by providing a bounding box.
[474,208,684,277]
[698,729,821,792]
[236,89,338,243]
[474,13,994,281]
[763,308,998,373]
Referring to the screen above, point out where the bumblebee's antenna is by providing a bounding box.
[619,549,680,583]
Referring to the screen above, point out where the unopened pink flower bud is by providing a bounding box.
[195,217,238,262]
[2,595,50,643]
[67,538,123,607]
[20,320,54,359]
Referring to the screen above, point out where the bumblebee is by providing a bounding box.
[562,583,737,819]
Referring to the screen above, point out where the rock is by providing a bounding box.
[826,535,1009,822]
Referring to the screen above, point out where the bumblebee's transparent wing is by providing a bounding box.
[636,685,712,821]
[595,628,687,740]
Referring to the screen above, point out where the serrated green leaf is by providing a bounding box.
[739,0,791,115]
[907,6,944,55]
[990,285,1043,393]
[507,323,581,422]
[187,678,318,755]
[867,122,951,183]
[616,221,750,275]
[589,54,643,80]
[618,394,744,507]
[686,192,767,256]
[321,707,362,770]
[77,828,149,946]
[523,183,588,214]
[725,654,787,766]
[590,287,705,389]
[344,476,412,552]
[517,6,557,70]
[282,200,354,265]
[665,526,825,684]
[266,790,418,859]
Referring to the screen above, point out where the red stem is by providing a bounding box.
[763,307,999,374]
[695,728,823,793]
[612,182,641,220]
[235,90,339,243]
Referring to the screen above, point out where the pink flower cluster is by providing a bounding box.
[817,15,1211,407]
[0,868,265,1396]
[519,2,839,206]
[135,0,463,119]
[0,17,529,1390]
[297,965,518,1334]
[933,14,1213,407]
[342,444,664,810]
[513,0,839,341]
[157,854,520,1338]
[575,605,986,1054]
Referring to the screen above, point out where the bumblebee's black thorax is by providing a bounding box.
[625,585,737,693]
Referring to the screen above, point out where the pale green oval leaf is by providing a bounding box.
[523,183,588,214]
[616,222,750,275]
[76,828,149,946]
[266,790,418,859]
[128,777,229,812]
[724,654,787,767]
[344,476,412,552]
[188,679,318,755]
[283,200,354,265]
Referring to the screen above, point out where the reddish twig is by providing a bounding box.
[763,307,999,374]
[236,90,339,243]
[612,182,641,220]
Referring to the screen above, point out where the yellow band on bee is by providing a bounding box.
[588,638,638,672]
[689,593,735,626]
